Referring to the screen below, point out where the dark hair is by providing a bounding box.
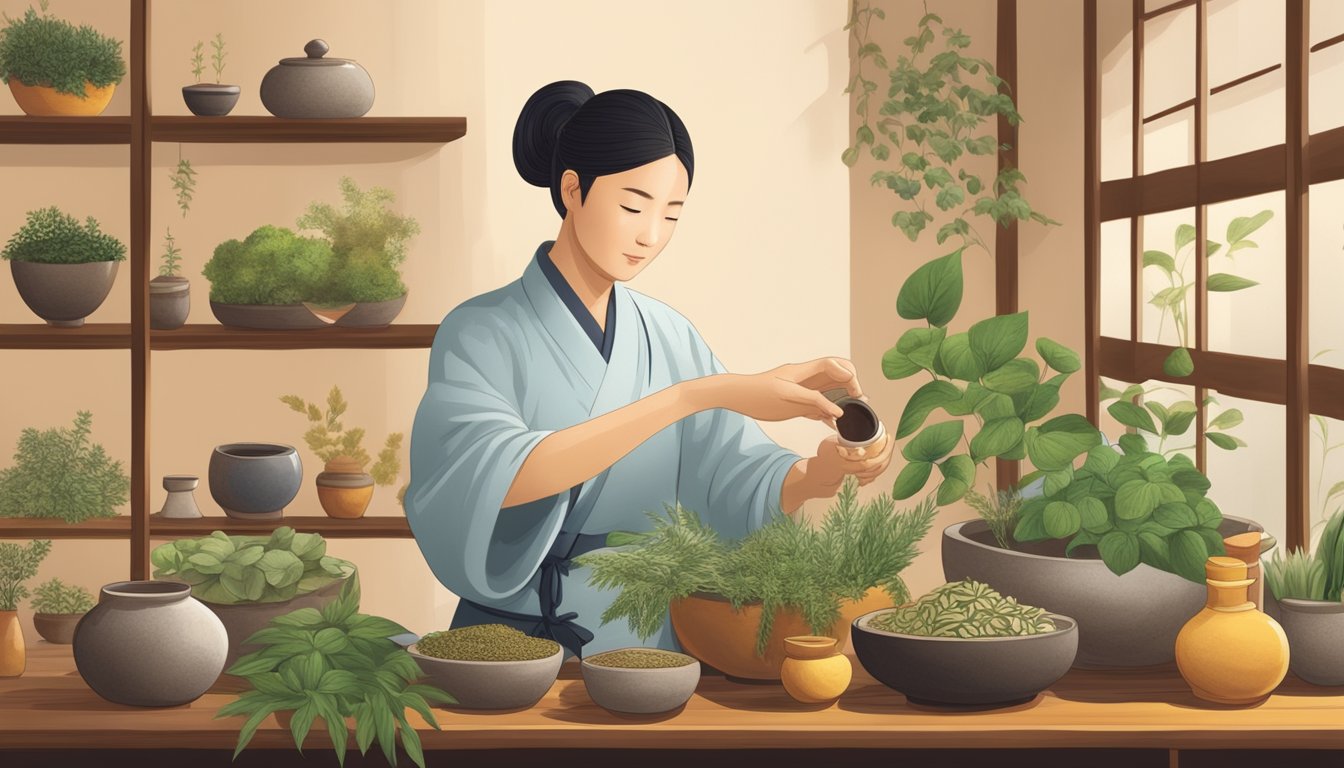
[513,81,694,218]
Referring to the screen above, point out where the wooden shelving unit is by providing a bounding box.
[0,0,464,572]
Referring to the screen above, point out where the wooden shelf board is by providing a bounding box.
[151,116,467,144]
[2,645,1341,750]
[151,324,438,350]
[150,515,411,538]
[0,517,130,539]
[0,323,131,349]
[0,116,132,144]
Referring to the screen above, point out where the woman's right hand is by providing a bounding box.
[691,358,861,423]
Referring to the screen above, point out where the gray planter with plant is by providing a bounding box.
[182,34,239,116]
[30,577,94,644]
[203,225,334,329]
[0,3,125,116]
[151,228,190,330]
[0,411,129,524]
[1264,509,1344,686]
[2,207,126,327]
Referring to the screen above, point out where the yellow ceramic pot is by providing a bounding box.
[8,79,116,116]
[1175,556,1289,706]
[315,457,374,519]
[0,610,25,677]
[781,635,852,704]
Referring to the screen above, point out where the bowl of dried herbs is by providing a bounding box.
[408,624,563,710]
[580,648,700,714]
[852,579,1078,708]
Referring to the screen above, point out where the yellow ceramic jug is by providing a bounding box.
[780,635,852,704]
[0,610,25,677]
[1175,556,1288,705]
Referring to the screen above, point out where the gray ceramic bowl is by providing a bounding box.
[11,260,119,327]
[1277,598,1344,686]
[210,301,328,330]
[580,649,701,714]
[408,644,562,710]
[943,516,1262,668]
[852,610,1078,708]
[208,443,302,520]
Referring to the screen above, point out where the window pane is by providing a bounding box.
[1101,0,1136,181]
[1206,392,1286,549]
[1143,7,1196,120]
[1208,68,1284,160]
[1206,192,1285,359]
[1208,0,1284,85]
[1101,219,1133,339]
[1143,106,1194,174]
[1098,378,1198,463]
[1310,414,1344,545]
[1309,30,1344,134]
[1139,208,1196,347]
[1310,0,1344,49]
[1310,179,1344,369]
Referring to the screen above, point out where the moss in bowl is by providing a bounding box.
[0,3,126,116]
[408,624,563,711]
[581,648,701,715]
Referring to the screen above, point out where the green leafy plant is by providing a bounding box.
[1100,380,1248,454]
[190,40,204,82]
[1264,508,1343,602]
[280,386,402,484]
[0,539,50,611]
[0,206,126,264]
[218,574,454,768]
[1312,414,1344,534]
[158,228,182,277]
[964,485,1021,550]
[297,177,420,304]
[843,2,1055,245]
[170,152,197,218]
[0,1,125,96]
[202,225,334,305]
[0,411,129,523]
[210,32,225,82]
[150,527,354,606]
[577,477,937,654]
[30,577,93,614]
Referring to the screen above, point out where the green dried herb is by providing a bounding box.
[1,207,126,264]
[30,577,93,614]
[415,624,559,662]
[0,411,129,523]
[0,539,50,611]
[586,649,695,669]
[869,579,1056,638]
[0,2,126,95]
[279,386,402,484]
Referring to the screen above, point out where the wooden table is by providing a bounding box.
[2,643,1341,767]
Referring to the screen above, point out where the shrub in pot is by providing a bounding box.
[182,33,239,116]
[0,411,129,523]
[0,539,50,676]
[280,386,403,519]
[151,228,191,330]
[2,207,126,327]
[1264,508,1344,686]
[201,224,333,329]
[0,2,125,116]
[30,577,93,644]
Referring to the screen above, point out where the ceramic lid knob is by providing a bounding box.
[304,39,329,59]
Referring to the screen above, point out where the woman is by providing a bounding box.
[405,81,894,657]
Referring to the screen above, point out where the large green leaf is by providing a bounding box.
[895,326,948,372]
[1017,381,1062,422]
[892,460,933,500]
[1206,432,1246,450]
[937,332,984,381]
[1043,501,1081,538]
[936,455,975,504]
[1175,223,1196,253]
[1226,209,1273,244]
[982,358,1039,395]
[968,312,1029,372]
[969,416,1024,462]
[257,550,305,588]
[896,380,963,438]
[975,392,1016,420]
[896,250,964,327]
[1014,504,1048,541]
[1035,337,1081,374]
[1143,250,1175,275]
[1207,273,1259,292]
[943,382,990,416]
[1207,408,1244,430]
[1115,479,1163,521]
[1163,409,1197,437]
[1078,496,1111,534]
[1043,467,1074,496]
[1024,414,1102,471]
[881,345,923,380]
[902,421,964,463]
[1163,347,1194,377]
[1082,445,1121,475]
[1170,529,1211,582]
[1098,531,1141,576]
[1108,401,1157,433]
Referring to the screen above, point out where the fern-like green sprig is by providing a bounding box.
[280,386,402,483]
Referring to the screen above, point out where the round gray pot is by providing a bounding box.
[150,276,190,330]
[73,580,227,707]
[335,293,407,328]
[408,644,563,710]
[581,651,701,714]
[182,84,240,116]
[942,516,1263,668]
[1277,598,1344,686]
[259,39,375,119]
[207,575,349,671]
[207,443,302,520]
[11,260,118,327]
[210,301,328,330]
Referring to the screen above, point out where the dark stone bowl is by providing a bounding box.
[182,84,240,116]
[852,610,1078,708]
[207,443,302,520]
[11,260,118,327]
[334,293,408,328]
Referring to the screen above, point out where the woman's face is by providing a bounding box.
[561,154,689,282]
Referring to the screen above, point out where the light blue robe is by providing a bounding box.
[405,242,801,657]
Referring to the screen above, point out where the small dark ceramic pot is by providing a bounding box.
[182,84,240,116]
[207,443,302,520]
[150,276,190,330]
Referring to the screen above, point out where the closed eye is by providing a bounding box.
[665,217,679,222]
[620,205,641,214]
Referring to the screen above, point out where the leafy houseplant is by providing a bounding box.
[0,411,129,523]
[0,1,125,116]
[1264,509,1343,603]
[151,227,192,330]
[202,224,334,307]
[0,539,51,676]
[1100,380,1247,454]
[182,32,238,116]
[218,575,454,768]
[2,207,127,326]
[150,528,353,606]
[298,176,420,306]
[30,577,93,644]
[281,386,403,520]
[1,206,126,265]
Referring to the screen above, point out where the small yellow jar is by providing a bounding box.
[780,635,852,704]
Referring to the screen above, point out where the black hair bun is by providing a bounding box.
[513,80,595,187]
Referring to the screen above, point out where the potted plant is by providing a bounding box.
[30,577,92,644]
[297,176,420,327]
[201,224,334,329]
[0,411,129,523]
[150,527,355,669]
[0,539,51,676]
[280,386,402,519]
[0,1,125,116]
[181,33,238,116]
[1264,507,1344,686]
[150,228,190,330]
[1,206,126,327]
[576,478,936,680]
[218,575,453,768]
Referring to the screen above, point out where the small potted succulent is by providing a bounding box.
[201,224,333,329]
[0,2,125,116]
[30,577,93,644]
[280,386,402,519]
[0,411,129,523]
[2,207,126,327]
[150,228,190,330]
[181,33,239,117]
[1265,508,1344,686]
[0,539,51,677]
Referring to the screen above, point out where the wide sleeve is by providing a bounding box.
[674,328,802,540]
[404,309,569,605]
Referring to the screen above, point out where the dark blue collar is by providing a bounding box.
[536,242,616,362]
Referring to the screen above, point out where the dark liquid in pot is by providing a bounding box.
[837,401,878,442]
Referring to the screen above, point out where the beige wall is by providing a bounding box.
[0,0,851,640]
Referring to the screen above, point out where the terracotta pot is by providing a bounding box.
[668,587,892,681]
[8,79,115,116]
[316,457,374,519]
[150,276,191,330]
[0,610,24,677]
[11,260,119,327]
[33,612,84,644]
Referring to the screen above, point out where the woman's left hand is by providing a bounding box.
[804,432,896,497]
